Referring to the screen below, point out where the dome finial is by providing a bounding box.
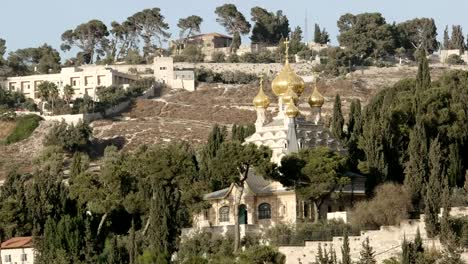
[284,38,290,63]
[253,74,270,109]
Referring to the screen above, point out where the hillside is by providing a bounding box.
[0,65,453,179]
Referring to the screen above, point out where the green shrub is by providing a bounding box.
[44,120,92,153]
[5,114,43,144]
[182,44,205,63]
[195,68,256,84]
[238,245,285,264]
[350,183,412,230]
[211,51,226,63]
[446,54,465,65]
[227,54,240,63]
[240,52,258,63]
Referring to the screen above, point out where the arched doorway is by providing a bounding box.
[238,204,247,225]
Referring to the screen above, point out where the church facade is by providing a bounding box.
[192,43,365,232]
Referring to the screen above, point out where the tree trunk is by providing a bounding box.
[97,213,108,236]
[313,201,320,224]
[143,216,151,236]
[233,183,244,253]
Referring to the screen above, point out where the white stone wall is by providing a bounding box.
[279,209,468,264]
[0,247,35,264]
[439,49,468,63]
[174,62,315,78]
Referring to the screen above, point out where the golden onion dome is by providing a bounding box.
[253,76,270,108]
[282,86,299,105]
[308,84,325,107]
[271,39,305,97]
[285,101,299,118]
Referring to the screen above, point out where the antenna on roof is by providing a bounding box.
[304,9,308,43]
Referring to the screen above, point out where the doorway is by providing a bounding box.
[238,205,247,225]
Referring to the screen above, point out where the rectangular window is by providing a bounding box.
[21,254,27,261]
[97,75,105,86]
[4,254,11,262]
[160,67,167,70]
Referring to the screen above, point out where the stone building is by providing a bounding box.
[170,32,233,61]
[192,42,365,233]
[1,236,35,264]
[153,57,195,91]
[1,66,138,101]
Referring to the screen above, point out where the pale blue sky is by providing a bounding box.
[2,0,468,58]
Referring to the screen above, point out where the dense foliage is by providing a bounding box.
[3,114,42,144]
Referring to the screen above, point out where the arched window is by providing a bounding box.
[219,206,230,222]
[258,203,271,220]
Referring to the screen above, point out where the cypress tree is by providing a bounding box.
[414,228,423,253]
[443,25,450,49]
[200,124,227,190]
[314,24,322,43]
[440,178,454,244]
[404,120,428,211]
[401,237,411,264]
[148,183,181,264]
[331,94,345,141]
[415,49,431,94]
[320,28,330,44]
[424,137,444,238]
[346,99,364,170]
[342,229,351,264]
[451,25,465,54]
[358,237,376,264]
[447,143,463,187]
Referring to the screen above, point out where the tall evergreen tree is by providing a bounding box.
[341,229,351,264]
[199,124,227,190]
[415,49,431,94]
[414,228,423,253]
[404,120,428,210]
[346,99,364,170]
[314,24,322,44]
[440,178,454,244]
[358,237,376,264]
[447,143,463,187]
[424,137,444,238]
[401,237,411,264]
[443,25,450,49]
[331,94,345,141]
[148,183,181,263]
[450,25,465,53]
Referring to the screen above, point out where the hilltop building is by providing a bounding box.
[1,67,138,102]
[192,41,365,232]
[170,32,233,61]
[1,237,35,264]
[153,57,195,91]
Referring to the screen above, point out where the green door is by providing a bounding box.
[239,205,247,225]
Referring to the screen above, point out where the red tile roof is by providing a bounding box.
[1,237,33,249]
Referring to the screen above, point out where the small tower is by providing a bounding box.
[308,73,325,125]
[284,87,299,153]
[253,75,270,131]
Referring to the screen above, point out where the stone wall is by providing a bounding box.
[174,62,316,78]
[278,208,468,264]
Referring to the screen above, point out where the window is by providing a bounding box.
[219,206,230,222]
[203,209,209,220]
[4,254,11,263]
[160,67,167,70]
[258,203,271,219]
[21,253,27,261]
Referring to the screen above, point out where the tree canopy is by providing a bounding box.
[250,7,290,45]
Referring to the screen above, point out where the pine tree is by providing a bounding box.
[404,120,428,210]
[424,137,444,238]
[443,25,450,49]
[342,229,351,264]
[358,238,376,264]
[314,24,322,44]
[331,94,345,141]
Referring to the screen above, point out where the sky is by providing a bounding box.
[2,0,468,59]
